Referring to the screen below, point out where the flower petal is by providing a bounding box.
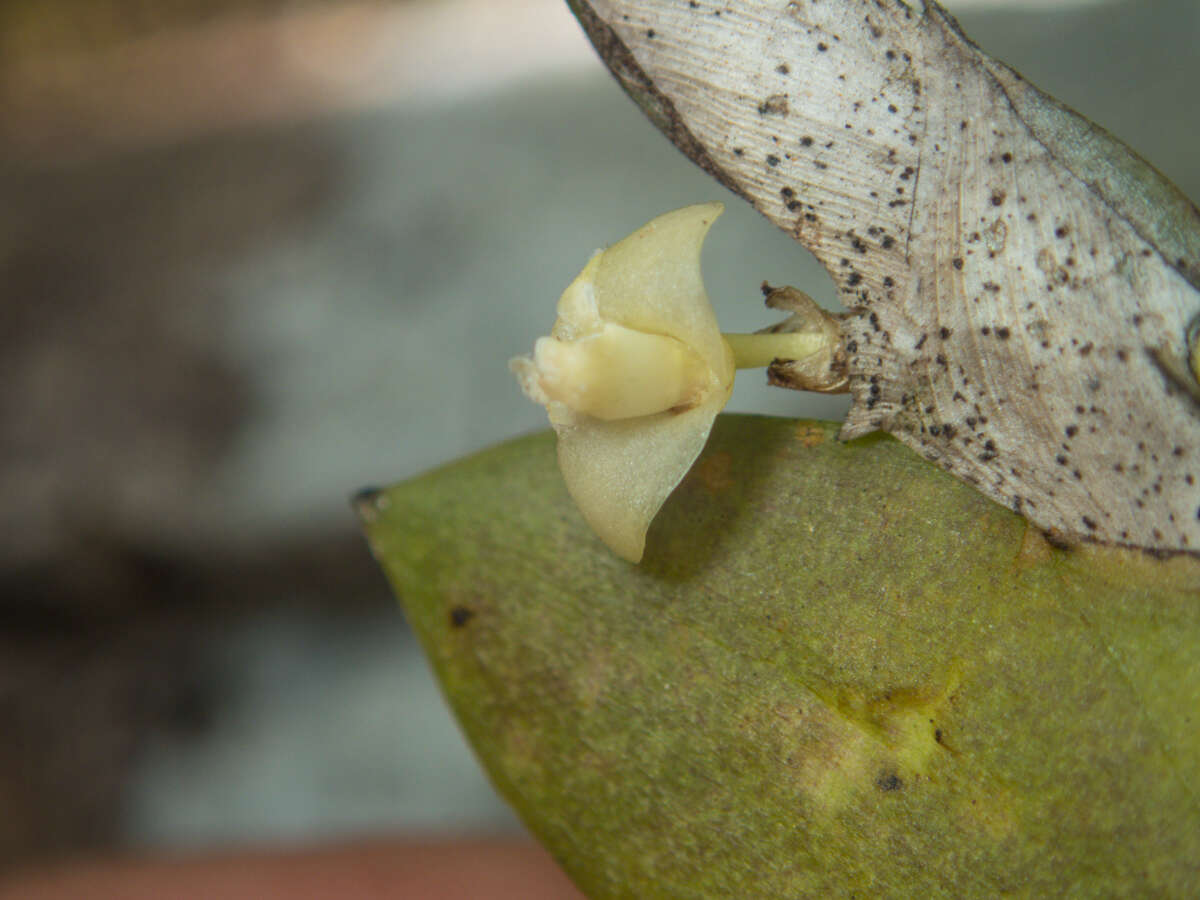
[555,385,731,562]
[587,201,731,384]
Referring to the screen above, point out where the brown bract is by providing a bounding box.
[566,0,1200,556]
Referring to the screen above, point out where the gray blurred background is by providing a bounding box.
[0,0,1195,871]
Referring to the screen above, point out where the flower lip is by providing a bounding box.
[532,324,711,421]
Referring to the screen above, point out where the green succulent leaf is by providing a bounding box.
[358,415,1200,899]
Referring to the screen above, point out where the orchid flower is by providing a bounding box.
[512,203,842,562]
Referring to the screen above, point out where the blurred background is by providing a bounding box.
[0,0,1196,874]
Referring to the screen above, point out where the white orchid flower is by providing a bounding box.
[512,202,842,562]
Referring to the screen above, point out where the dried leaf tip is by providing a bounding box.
[512,203,843,563]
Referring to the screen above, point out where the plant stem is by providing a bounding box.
[722,331,829,370]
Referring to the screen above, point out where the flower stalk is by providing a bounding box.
[723,331,831,371]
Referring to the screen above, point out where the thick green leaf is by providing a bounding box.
[358,415,1200,899]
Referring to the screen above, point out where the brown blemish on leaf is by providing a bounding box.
[692,450,734,492]
[795,422,828,447]
[1013,521,1057,570]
